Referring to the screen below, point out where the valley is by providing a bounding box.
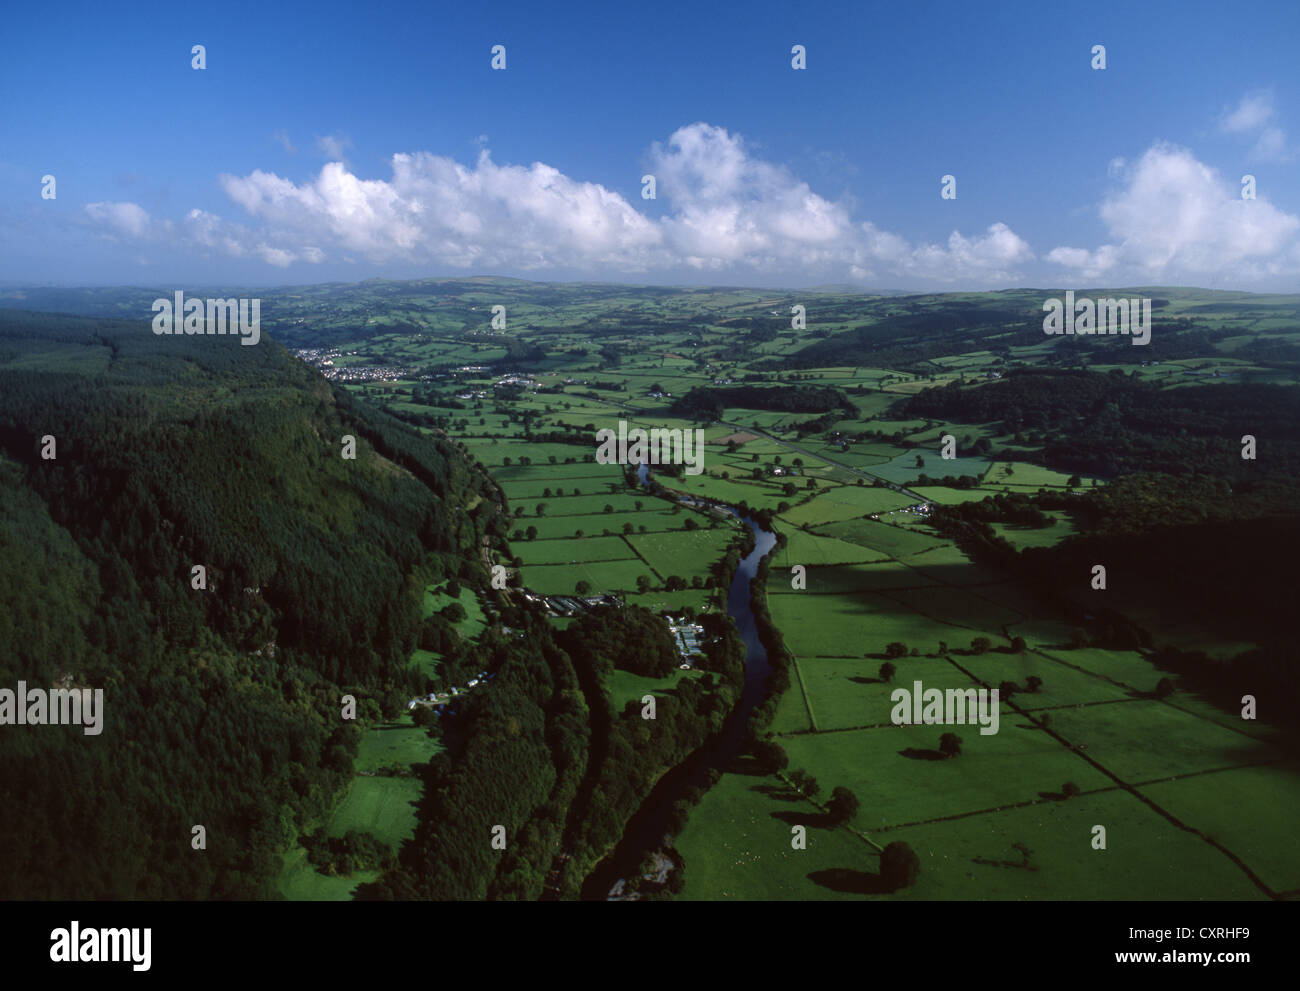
[4,280,1298,901]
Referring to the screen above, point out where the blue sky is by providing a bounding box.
[2,0,1298,289]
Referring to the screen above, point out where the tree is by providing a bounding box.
[884,641,908,659]
[622,522,634,536]
[411,706,440,730]
[603,504,614,514]
[751,739,789,774]
[998,680,1018,699]
[535,503,547,517]
[970,636,992,655]
[1062,781,1081,798]
[880,841,920,891]
[525,525,538,540]
[1154,677,1176,699]
[939,732,962,758]
[1068,474,1082,487]
[636,575,652,594]
[1010,636,1027,653]
[575,580,592,596]
[915,455,925,468]
[826,786,860,825]
[684,518,698,531]
[445,579,462,599]
[1025,675,1043,693]
[879,661,896,683]
[788,768,820,799]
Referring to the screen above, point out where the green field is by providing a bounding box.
[626,527,736,581]
[517,534,635,565]
[280,712,437,901]
[317,279,1300,902]
[813,518,950,559]
[520,558,654,594]
[778,484,916,526]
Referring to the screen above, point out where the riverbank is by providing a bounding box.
[580,469,779,899]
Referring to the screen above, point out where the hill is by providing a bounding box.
[0,308,500,898]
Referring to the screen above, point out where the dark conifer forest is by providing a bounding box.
[0,309,498,898]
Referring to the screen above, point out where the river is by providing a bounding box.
[580,465,778,899]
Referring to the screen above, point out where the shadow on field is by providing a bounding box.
[807,868,894,895]
[899,747,947,761]
[770,809,835,829]
[725,754,769,776]
[849,676,884,685]
[750,783,804,803]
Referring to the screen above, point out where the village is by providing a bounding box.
[407,670,496,716]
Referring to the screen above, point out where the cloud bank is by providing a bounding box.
[83,121,1299,286]
[82,123,1032,283]
[1048,142,1300,282]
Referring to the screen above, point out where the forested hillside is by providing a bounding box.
[0,309,499,898]
[895,369,1300,479]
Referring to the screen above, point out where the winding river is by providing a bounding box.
[581,466,778,899]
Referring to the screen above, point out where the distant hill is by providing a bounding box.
[3,282,1297,363]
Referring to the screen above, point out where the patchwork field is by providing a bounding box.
[315,281,1300,904]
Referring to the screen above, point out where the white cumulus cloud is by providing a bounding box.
[1049,142,1300,282]
[84,201,158,239]
[81,123,1033,284]
[315,134,352,161]
[1217,90,1292,162]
